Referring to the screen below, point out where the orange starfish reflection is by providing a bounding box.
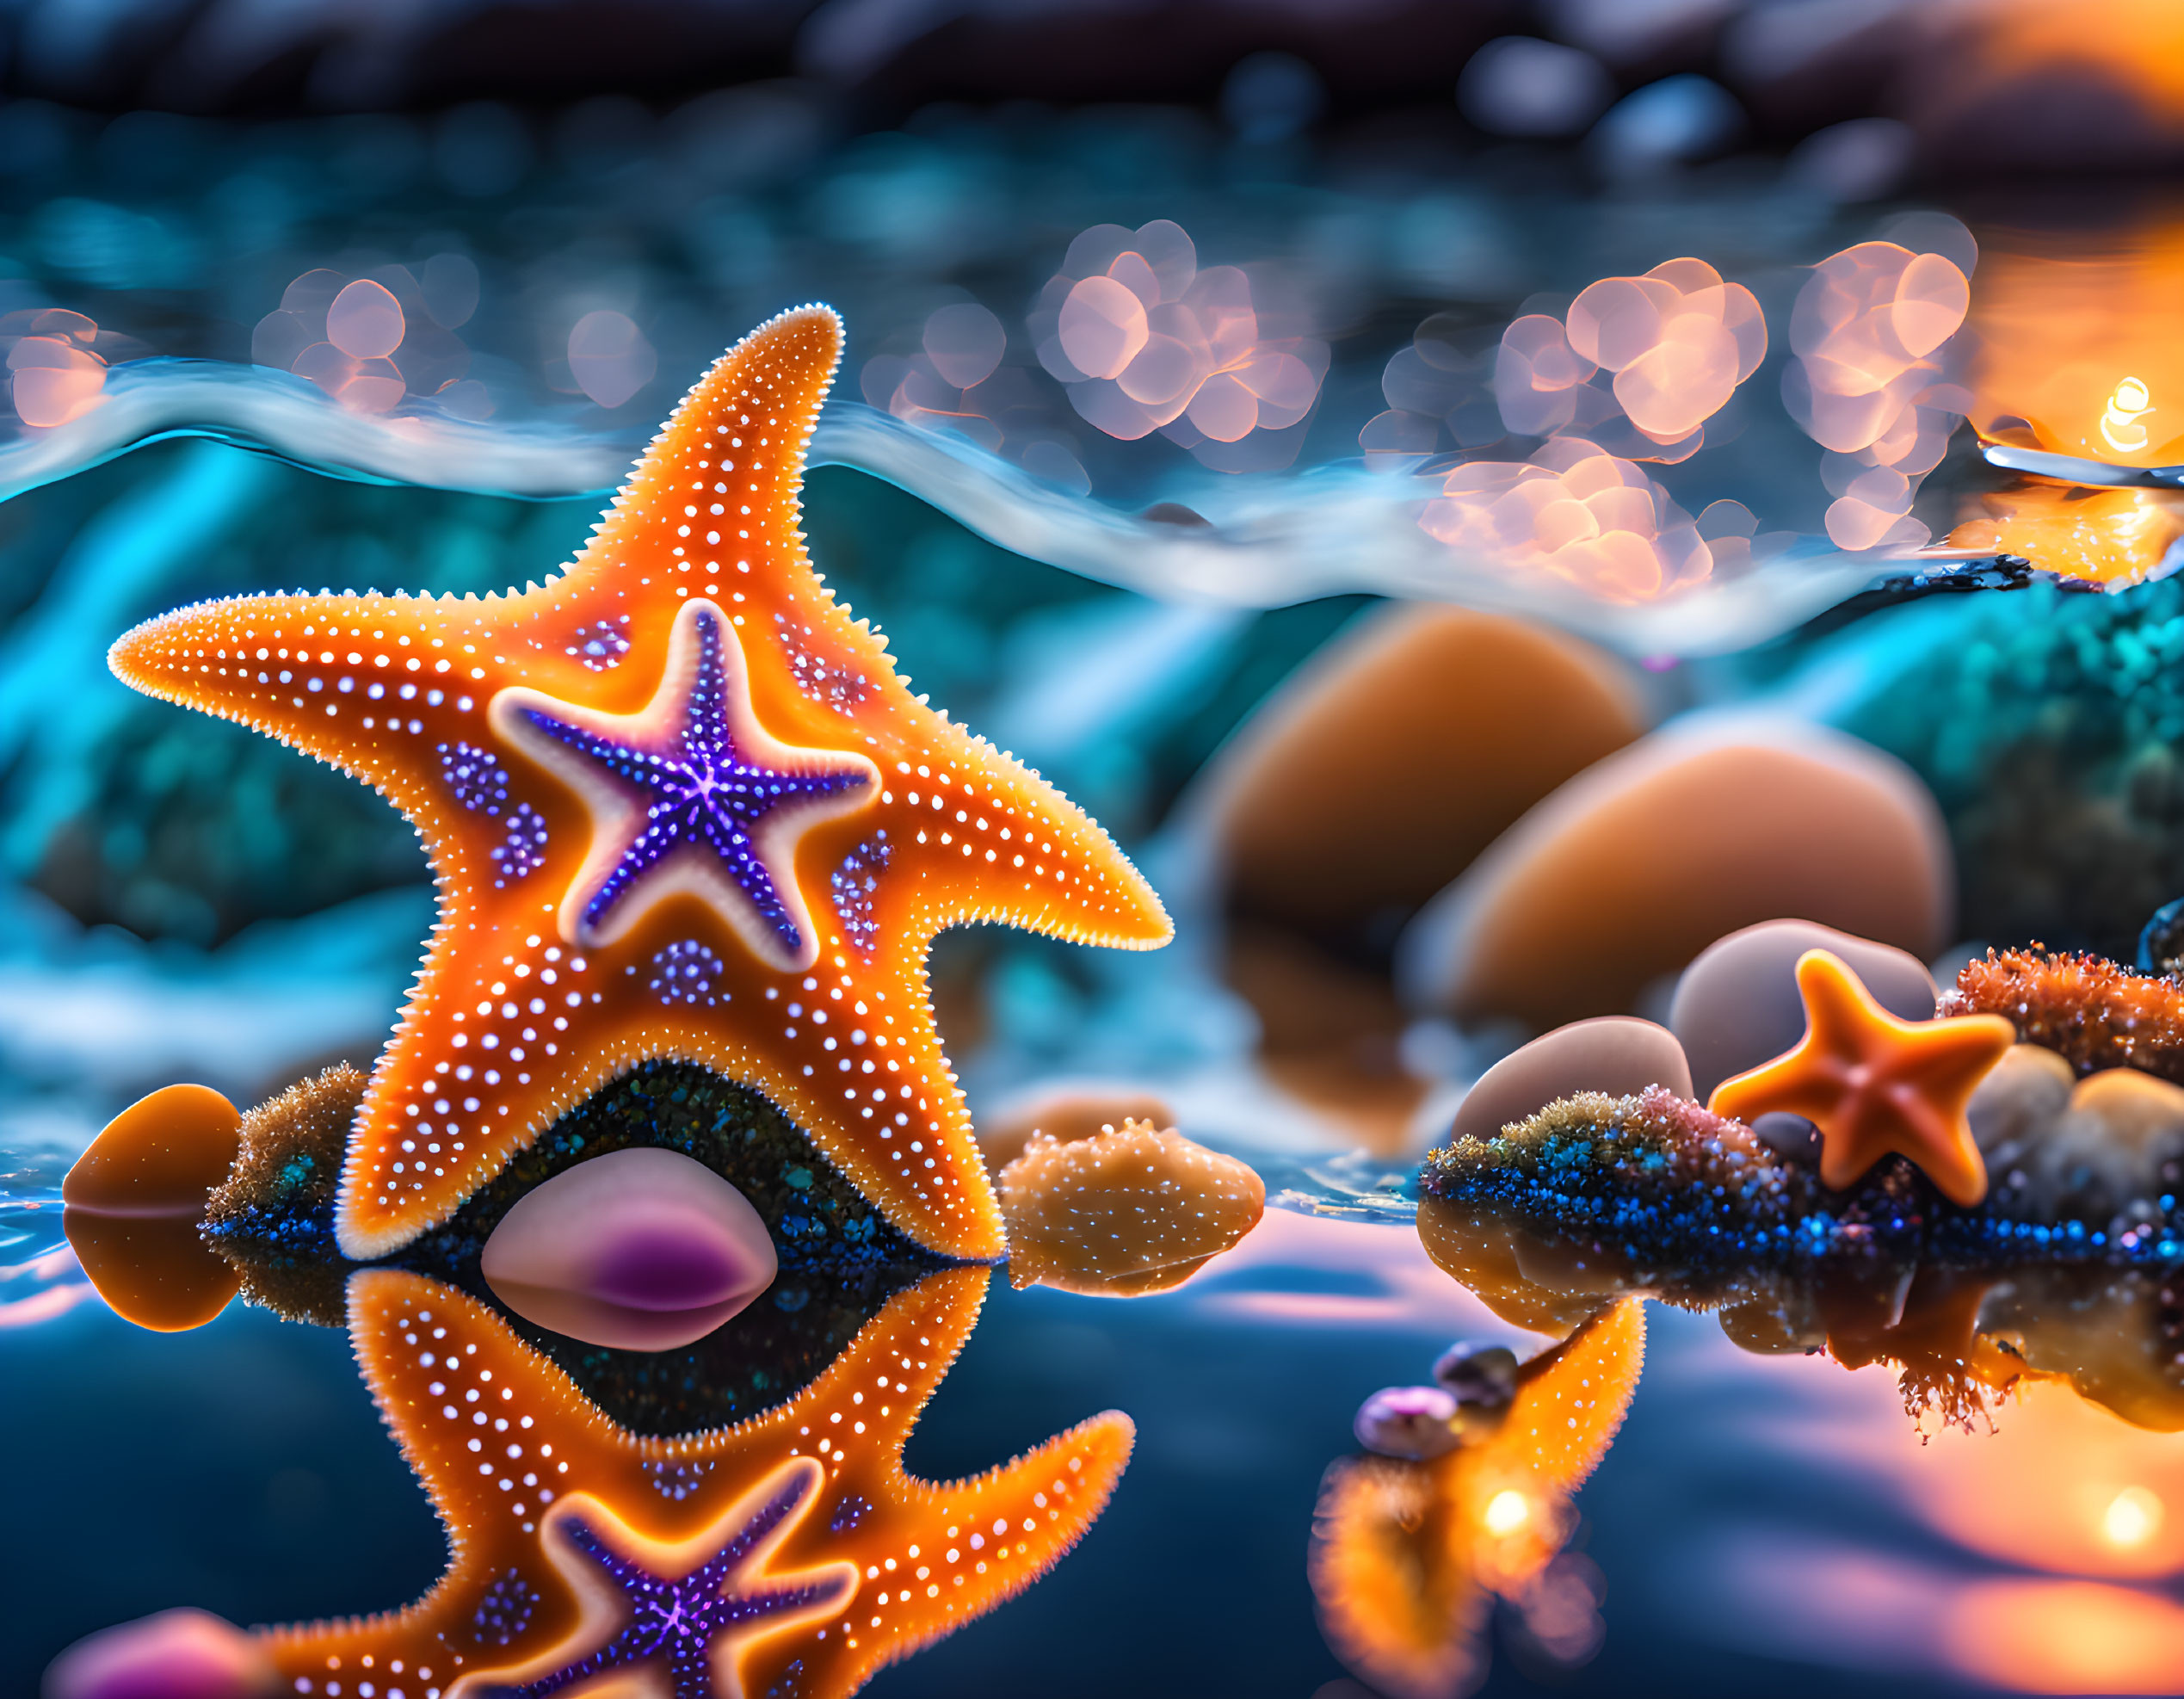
[254,1264,1129,1698]
[1708,949,2014,1207]
[107,306,1170,1263]
[1309,1301,1644,1699]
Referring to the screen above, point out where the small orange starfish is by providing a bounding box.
[1708,948,2014,1206]
[254,1264,1130,1697]
[108,306,1170,1262]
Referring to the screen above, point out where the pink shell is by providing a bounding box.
[479,1146,777,1351]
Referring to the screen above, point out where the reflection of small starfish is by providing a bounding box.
[1818,1264,2007,1433]
[488,1462,854,1698]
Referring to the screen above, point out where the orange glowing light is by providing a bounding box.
[1949,485,2181,587]
[2101,376,2155,452]
[1895,1378,2184,1583]
[1967,224,2184,466]
[2102,1486,2164,1549]
[1940,1578,2184,1695]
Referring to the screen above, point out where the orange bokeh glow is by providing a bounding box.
[1941,1579,2184,1695]
[1950,485,2181,587]
[1898,1378,2184,1583]
[1968,0,2184,135]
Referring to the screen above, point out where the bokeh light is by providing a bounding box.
[252,263,478,417]
[1032,219,1328,471]
[326,280,404,361]
[3,307,106,428]
[1421,437,1714,602]
[1784,238,1971,552]
[566,309,657,410]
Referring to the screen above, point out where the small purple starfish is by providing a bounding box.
[483,1467,853,1697]
[521,604,867,953]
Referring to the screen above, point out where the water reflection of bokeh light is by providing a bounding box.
[2101,376,2155,453]
[1970,225,2184,466]
[1483,1487,1530,1534]
[1898,1378,2184,1584]
[2102,1484,2164,1548]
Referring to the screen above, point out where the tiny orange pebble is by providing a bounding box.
[63,1083,243,1215]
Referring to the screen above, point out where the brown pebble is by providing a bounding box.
[1398,721,1953,1029]
[1198,603,1641,933]
[1449,1016,1693,1146]
[999,1119,1265,1296]
[1671,919,1939,1097]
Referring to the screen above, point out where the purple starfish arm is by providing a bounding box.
[484,1467,854,1699]
[521,606,868,952]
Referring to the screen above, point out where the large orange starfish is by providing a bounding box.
[1708,949,2014,1207]
[108,306,1170,1262]
[254,1264,1130,1697]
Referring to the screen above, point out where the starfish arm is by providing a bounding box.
[1705,1045,1848,1125]
[559,305,847,611]
[729,1266,1137,1696]
[868,720,1172,954]
[107,590,512,850]
[811,1412,1137,1698]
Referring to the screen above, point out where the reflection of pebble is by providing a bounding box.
[1354,1384,1462,1459]
[1431,1341,1518,1407]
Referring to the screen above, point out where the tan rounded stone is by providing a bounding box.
[1968,1043,2076,1167]
[1397,719,1953,1029]
[1197,602,1643,931]
[1449,1016,1693,1146]
[1672,919,1940,1098]
[2033,1067,2184,1220]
